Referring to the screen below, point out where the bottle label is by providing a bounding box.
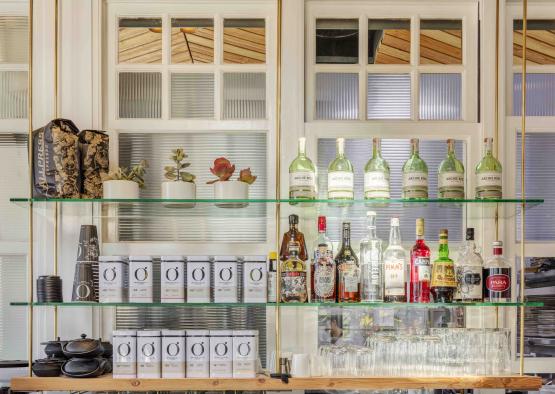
[364,171,390,198]
[485,272,510,292]
[290,172,316,187]
[454,265,482,300]
[403,172,428,187]
[384,258,405,296]
[340,264,360,292]
[477,172,502,187]
[413,257,431,282]
[328,171,354,198]
[267,272,276,303]
[280,271,307,300]
[314,264,335,298]
[439,172,464,188]
[430,261,457,288]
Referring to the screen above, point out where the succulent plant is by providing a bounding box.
[164,148,195,182]
[101,160,149,188]
[207,157,257,184]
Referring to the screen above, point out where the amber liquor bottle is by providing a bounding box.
[280,214,308,262]
[336,222,361,303]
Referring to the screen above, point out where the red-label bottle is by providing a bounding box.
[409,218,431,303]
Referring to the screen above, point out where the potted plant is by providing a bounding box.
[101,160,148,199]
[161,148,196,207]
[207,157,256,208]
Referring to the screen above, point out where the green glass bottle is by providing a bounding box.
[430,229,456,303]
[364,138,390,199]
[402,138,428,199]
[475,137,503,199]
[438,139,465,199]
[327,138,354,200]
[289,137,317,200]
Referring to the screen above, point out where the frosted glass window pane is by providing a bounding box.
[368,19,410,64]
[316,73,358,120]
[513,20,555,65]
[171,73,214,119]
[0,71,27,119]
[516,132,555,241]
[118,18,162,64]
[420,20,462,64]
[0,16,28,64]
[317,138,464,243]
[223,19,265,64]
[223,72,266,119]
[171,19,214,64]
[367,73,410,119]
[420,73,462,120]
[513,73,555,116]
[316,19,358,64]
[119,72,161,119]
[0,255,27,360]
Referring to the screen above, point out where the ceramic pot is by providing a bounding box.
[102,180,139,199]
[62,334,104,359]
[32,358,64,377]
[161,181,196,208]
[213,181,249,208]
[61,357,106,378]
[41,337,68,359]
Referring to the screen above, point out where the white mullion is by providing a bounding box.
[366,65,413,74]
[161,14,170,121]
[306,13,316,121]
[359,15,368,121]
[313,64,361,73]
[214,13,223,120]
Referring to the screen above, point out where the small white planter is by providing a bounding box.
[214,181,249,208]
[102,180,139,199]
[161,181,196,208]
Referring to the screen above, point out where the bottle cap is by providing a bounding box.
[416,218,424,236]
[318,216,326,232]
[391,217,400,226]
[439,229,448,237]
[493,240,503,255]
[466,228,475,241]
[342,221,351,229]
[367,211,376,217]
[289,214,299,225]
[493,240,503,247]
[269,251,277,260]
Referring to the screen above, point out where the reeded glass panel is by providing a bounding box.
[0,16,28,64]
[119,72,162,118]
[316,19,358,64]
[171,73,214,119]
[171,18,214,64]
[317,138,464,242]
[222,72,266,119]
[0,71,27,119]
[420,73,462,120]
[513,73,555,116]
[118,18,162,64]
[420,20,462,64]
[223,19,265,64]
[367,73,410,119]
[513,20,555,65]
[516,132,555,241]
[368,19,410,64]
[315,73,358,120]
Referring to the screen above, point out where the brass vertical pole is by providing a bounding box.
[53,0,59,338]
[495,0,500,240]
[519,0,527,376]
[274,0,282,374]
[27,0,34,377]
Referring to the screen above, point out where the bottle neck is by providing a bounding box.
[484,139,493,156]
[493,247,503,256]
[336,139,345,158]
[298,138,306,157]
[342,226,351,247]
[447,140,455,156]
[372,139,382,158]
[389,224,401,245]
[411,140,420,157]
[289,223,298,234]
[439,238,449,258]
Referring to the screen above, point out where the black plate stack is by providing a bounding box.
[37,275,63,303]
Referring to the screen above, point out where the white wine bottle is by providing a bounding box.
[327,138,354,200]
[289,137,317,199]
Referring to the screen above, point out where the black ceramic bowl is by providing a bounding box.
[32,358,64,377]
[61,358,104,378]
[62,334,104,359]
[101,341,112,358]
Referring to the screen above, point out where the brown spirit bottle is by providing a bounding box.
[336,222,361,302]
[279,214,308,262]
[280,240,308,303]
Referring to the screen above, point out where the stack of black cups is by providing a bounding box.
[72,225,100,302]
[37,276,63,302]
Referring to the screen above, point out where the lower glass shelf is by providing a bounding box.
[10,301,544,307]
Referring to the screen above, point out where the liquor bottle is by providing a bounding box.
[402,138,428,199]
[280,240,308,303]
[454,228,483,302]
[430,229,457,303]
[311,216,336,302]
[483,241,511,302]
[475,137,503,199]
[279,214,308,262]
[409,218,431,303]
[327,138,354,200]
[438,139,465,199]
[289,137,317,200]
[364,138,390,199]
[336,222,360,302]
[359,211,383,301]
[383,218,407,302]
[267,251,278,303]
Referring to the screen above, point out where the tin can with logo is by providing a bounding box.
[137,330,161,378]
[162,329,186,378]
[214,256,238,303]
[186,256,211,303]
[232,330,258,378]
[161,256,185,303]
[129,256,153,303]
[99,256,128,303]
[186,329,209,377]
[113,330,136,378]
[243,256,267,303]
[209,330,233,378]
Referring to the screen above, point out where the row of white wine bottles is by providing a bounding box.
[288,137,503,200]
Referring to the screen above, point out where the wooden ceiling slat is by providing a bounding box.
[171,27,215,43]
[119,30,162,53]
[446,29,462,38]
[420,45,460,64]
[526,30,555,47]
[223,35,265,54]
[223,50,264,64]
[384,29,411,41]
[421,29,462,49]
[223,27,266,46]
[513,44,555,64]
[119,27,158,41]
[381,32,411,53]
[375,51,409,64]
[375,43,410,63]
[419,56,441,65]
[119,37,162,63]
[420,36,462,63]
[223,43,265,62]
[121,48,162,64]
[514,31,555,61]
[513,54,540,65]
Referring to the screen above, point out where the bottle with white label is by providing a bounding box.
[128,256,153,303]
[438,139,465,199]
[213,256,238,303]
[454,228,483,302]
[160,256,185,303]
[186,330,210,377]
[209,330,233,378]
[267,252,278,303]
[402,138,428,199]
[186,256,211,303]
[364,138,390,199]
[359,211,383,302]
[327,138,354,200]
[162,329,186,378]
[383,218,407,302]
[289,137,317,200]
[475,137,503,199]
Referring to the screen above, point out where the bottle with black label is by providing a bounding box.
[454,228,483,302]
[267,252,278,303]
[483,241,511,302]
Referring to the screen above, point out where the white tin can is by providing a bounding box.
[137,330,161,378]
[161,256,185,303]
[209,330,233,378]
[213,256,238,303]
[242,256,267,303]
[128,256,153,303]
[113,330,136,379]
[99,256,128,303]
[186,256,211,303]
[185,329,210,378]
[162,329,186,378]
[232,330,258,378]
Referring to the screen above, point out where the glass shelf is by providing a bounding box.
[10,301,544,307]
